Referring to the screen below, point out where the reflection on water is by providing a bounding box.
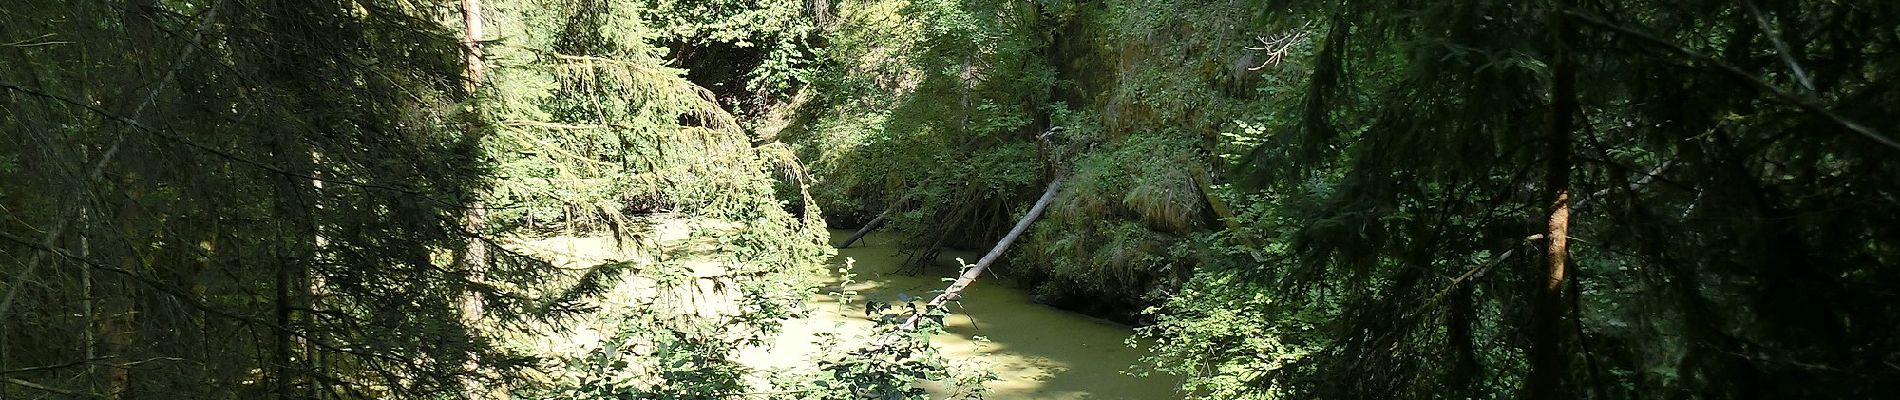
[742,229,1183,399]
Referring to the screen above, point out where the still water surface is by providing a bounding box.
[744,229,1182,399]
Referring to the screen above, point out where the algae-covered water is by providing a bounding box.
[742,229,1182,399]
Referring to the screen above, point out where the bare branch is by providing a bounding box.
[1568,10,1900,151]
[0,0,226,322]
[1244,22,1315,70]
[1741,0,1816,91]
[0,82,466,206]
[0,33,70,48]
[2,377,102,398]
[0,356,117,375]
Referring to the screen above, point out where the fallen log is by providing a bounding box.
[891,179,1062,334]
[834,210,887,249]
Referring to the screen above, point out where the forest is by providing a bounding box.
[1,0,1896,398]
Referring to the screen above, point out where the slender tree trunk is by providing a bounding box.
[1529,0,1576,397]
[272,247,295,399]
[93,3,174,396]
[81,224,95,389]
[305,159,328,397]
[461,0,486,85]
[262,126,314,399]
[74,142,100,395]
[1449,280,1478,395]
[458,0,489,398]
[270,121,318,400]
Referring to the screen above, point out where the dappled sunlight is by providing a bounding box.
[740,230,1181,399]
[498,224,1178,398]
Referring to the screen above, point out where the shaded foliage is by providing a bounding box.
[0,0,552,396]
[1146,0,1900,398]
[791,0,1900,398]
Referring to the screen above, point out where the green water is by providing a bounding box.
[513,226,1182,398]
[748,229,1183,399]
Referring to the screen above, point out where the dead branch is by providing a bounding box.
[884,179,1062,338]
[1568,9,1899,151]
[1245,23,1314,70]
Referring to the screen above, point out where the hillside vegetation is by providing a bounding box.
[3,0,1896,398]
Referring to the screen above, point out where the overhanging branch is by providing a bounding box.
[1567,9,1900,151]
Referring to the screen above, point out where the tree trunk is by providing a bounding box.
[1529,0,1576,397]
[457,0,489,398]
[1189,165,1241,231]
[461,0,486,84]
[835,210,888,248]
[270,114,318,400]
[895,180,1061,333]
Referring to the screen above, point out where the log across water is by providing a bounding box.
[743,229,1183,399]
[511,222,1182,398]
